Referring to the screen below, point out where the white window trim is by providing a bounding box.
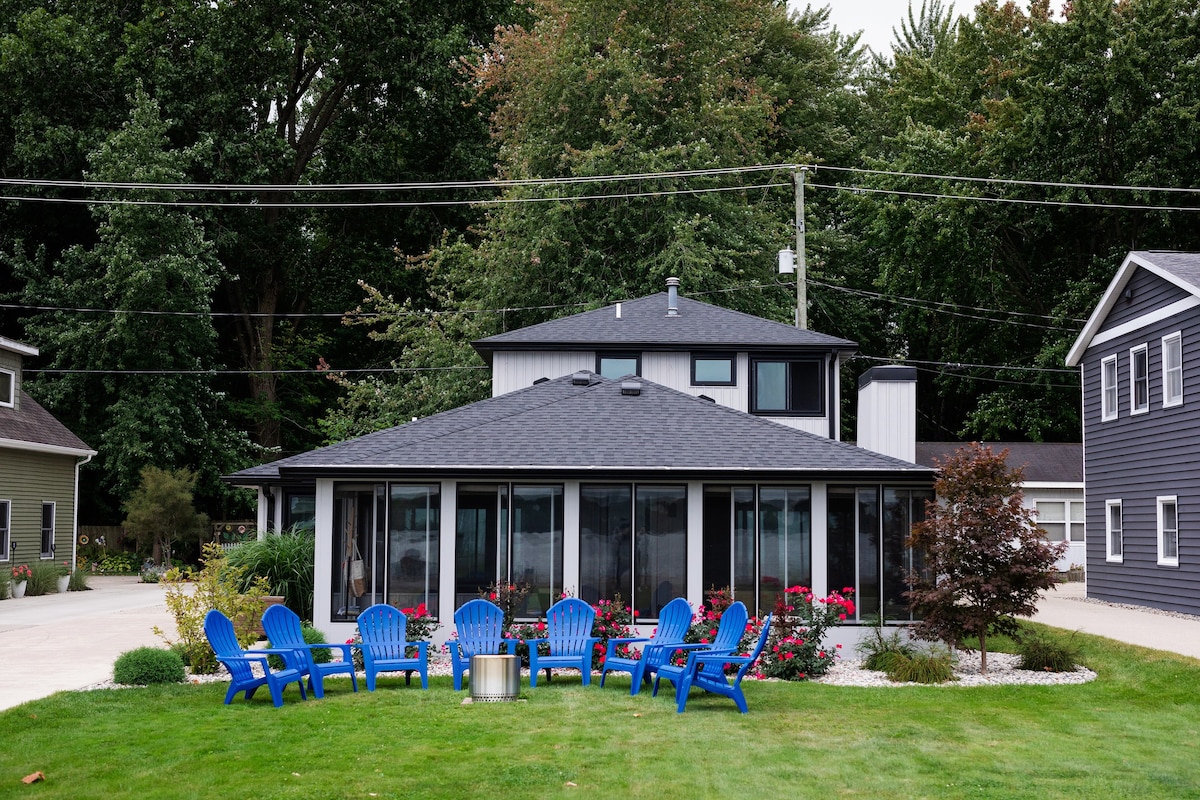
[1162,332,1183,408]
[0,367,13,408]
[1130,344,1149,416]
[1106,499,1123,563]
[1101,354,1118,421]
[0,499,9,562]
[1158,495,1179,567]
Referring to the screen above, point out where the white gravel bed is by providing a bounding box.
[815,651,1096,687]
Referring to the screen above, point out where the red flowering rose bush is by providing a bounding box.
[759,585,855,681]
[671,587,763,668]
[589,596,636,670]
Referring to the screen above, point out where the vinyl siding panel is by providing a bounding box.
[0,447,77,563]
[491,351,593,396]
[1082,286,1200,613]
[642,351,747,410]
[1101,269,1191,330]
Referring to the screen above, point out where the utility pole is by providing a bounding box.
[794,166,809,329]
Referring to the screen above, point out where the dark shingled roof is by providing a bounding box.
[0,392,93,454]
[914,442,1083,484]
[1131,250,1200,290]
[473,293,856,356]
[228,374,930,483]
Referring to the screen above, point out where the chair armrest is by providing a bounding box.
[300,642,355,661]
[524,637,548,648]
[691,652,751,668]
[410,641,429,659]
[606,636,650,647]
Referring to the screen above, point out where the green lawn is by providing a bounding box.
[3,626,1199,799]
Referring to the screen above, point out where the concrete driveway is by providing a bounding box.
[0,576,177,710]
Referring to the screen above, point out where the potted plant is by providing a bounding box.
[56,561,72,593]
[12,564,32,598]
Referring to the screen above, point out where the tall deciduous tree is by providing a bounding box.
[906,443,1065,673]
[123,466,210,567]
[14,86,253,521]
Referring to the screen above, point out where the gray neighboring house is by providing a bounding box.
[0,337,95,576]
[226,283,934,642]
[914,442,1085,572]
[1067,250,1200,613]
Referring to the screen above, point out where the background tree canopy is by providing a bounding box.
[2,0,1199,523]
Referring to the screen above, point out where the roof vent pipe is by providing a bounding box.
[666,276,680,317]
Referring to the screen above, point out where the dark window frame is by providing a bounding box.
[691,353,737,386]
[596,352,641,379]
[749,356,825,416]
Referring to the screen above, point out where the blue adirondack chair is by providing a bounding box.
[668,613,773,713]
[203,609,307,708]
[652,600,749,700]
[599,596,692,695]
[526,597,598,687]
[450,599,515,691]
[356,604,429,690]
[261,604,358,699]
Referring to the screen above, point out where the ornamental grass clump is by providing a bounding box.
[25,561,59,596]
[759,585,854,680]
[225,526,316,621]
[884,646,957,684]
[1017,629,1082,673]
[857,618,918,672]
[113,647,186,685]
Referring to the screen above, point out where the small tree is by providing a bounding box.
[906,443,1067,673]
[123,467,209,566]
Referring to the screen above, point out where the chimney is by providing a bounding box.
[857,365,917,462]
[666,277,680,317]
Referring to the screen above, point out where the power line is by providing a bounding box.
[23,364,490,376]
[821,164,1200,195]
[810,182,1200,213]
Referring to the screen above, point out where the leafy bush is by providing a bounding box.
[758,585,855,680]
[25,561,59,596]
[140,565,167,583]
[673,587,762,667]
[98,553,138,574]
[268,625,335,670]
[113,647,186,685]
[0,569,9,600]
[591,595,636,670]
[885,647,957,684]
[857,620,918,672]
[1017,630,1082,672]
[225,527,315,621]
[67,567,91,591]
[154,542,270,674]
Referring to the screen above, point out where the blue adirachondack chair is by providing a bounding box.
[526,597,598,687]
[450,599,515,691]
[203,609,307,708]
[652,600,749,702]
[356,604,430,691]
[599,596,692,695]
[668,613,772,713]
[262,604,358,699]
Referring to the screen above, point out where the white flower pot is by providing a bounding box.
[12,580,27,599]
[57,575,71,593]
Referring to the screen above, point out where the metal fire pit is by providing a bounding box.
[469,654,520,702]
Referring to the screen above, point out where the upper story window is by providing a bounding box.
[1101,355,1118,421]
[691,354,735,386]
[1106,499,1123,563]
[751,358,823,416]
[1130,344,1149,415]
[1163,332,1183,408]
[0,368,13,408]
[597,353,640,380]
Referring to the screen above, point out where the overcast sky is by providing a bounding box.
[812,0,926,55]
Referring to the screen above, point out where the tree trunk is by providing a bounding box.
[979,631,989,675]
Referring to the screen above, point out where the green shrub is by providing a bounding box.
[886,647,957,684]
[68,568,91,591]
[1017,630,1082,672]
[25,561,58,596]
[857,621,917,672]
[113,647,186,685]
[98,553,138,574]
[154,542,270,674]
[225,527,315,621]
[0,569,9,600]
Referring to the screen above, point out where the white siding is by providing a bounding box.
[491,351,593,396]
[763,416,829,436]
[858,379,916,462]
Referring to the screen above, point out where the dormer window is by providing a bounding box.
[597,353,640,379]
[751,357,824,415]
[0,368,13,408]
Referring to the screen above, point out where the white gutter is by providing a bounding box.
[0,437,96,458]
[72,452,94,575]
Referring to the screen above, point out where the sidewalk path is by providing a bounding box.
[1034,580,1200,660]
[0,576,177,711]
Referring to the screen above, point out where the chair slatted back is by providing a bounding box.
[644,597,692,666]
[454,599,506,658]
[696,601,749,679]
[204,610,256,683]
[262,604,313,669]
[733,614,773,682]
[546,598,596,656]
[357,604,411,660]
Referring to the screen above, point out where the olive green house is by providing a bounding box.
[0,336,95,575]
